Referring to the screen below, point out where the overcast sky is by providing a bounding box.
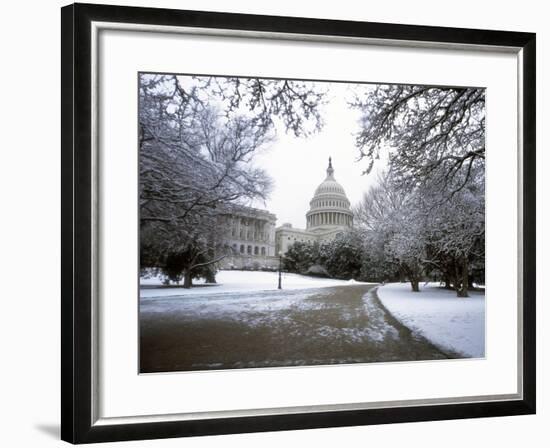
[250,82,384,228]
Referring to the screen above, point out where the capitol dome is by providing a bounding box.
[306,158,353,231]
[314,178,346,196]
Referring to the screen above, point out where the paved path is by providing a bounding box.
[140,285,451,373]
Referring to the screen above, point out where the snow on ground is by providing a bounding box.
[376,283,485,358]
[141,288,332,323]
[140,270,367,298]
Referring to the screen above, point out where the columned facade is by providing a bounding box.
[276,157,354,255]
[305,158,353,232]
[221,206,279,269]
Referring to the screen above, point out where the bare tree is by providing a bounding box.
[139,74,327,286]
[354,172,427,291]
[420,165,485,297]
[140,103,275,286]
[193,76,327,137]
[352,84,485,196]
[355,167,484,296]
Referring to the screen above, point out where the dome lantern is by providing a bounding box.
[326,157,334,179]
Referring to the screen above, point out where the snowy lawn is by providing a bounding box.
[376,282,485,358]
[140,270,364,298]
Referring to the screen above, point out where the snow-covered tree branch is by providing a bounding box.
[351,84,485,197]
[139,74,327,287]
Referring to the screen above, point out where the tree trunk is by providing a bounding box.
[457,257,469,298]
[410,278,420,292]
[204,270,217,284]
[398,267,406,283]
[444,277,452,290]
[453,263,461,296]
[183,270,193,289]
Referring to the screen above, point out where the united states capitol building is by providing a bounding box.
[221,158,353,270]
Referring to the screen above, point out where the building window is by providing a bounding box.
[261,247,266,256]
[240,244,244,254]
[247,245,252,254]
[254,246,259,255]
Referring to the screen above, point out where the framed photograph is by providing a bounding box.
[61,2,536,444]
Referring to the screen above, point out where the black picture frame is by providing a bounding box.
[61,2,536,444]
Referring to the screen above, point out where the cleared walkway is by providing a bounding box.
[140,284,452,373]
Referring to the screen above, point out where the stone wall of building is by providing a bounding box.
[276,224,318,254]
[219,205,278,270]
[275,224,348,255]
[220,254,280,270]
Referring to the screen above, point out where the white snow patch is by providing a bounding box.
[362,290,399,342]
[141,288,332,321]
[141,270,369,298]
[376,283,485,358]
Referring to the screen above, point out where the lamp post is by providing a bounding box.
[278,251,283,290]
